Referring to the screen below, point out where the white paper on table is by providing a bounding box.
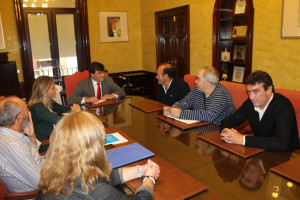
[106,132,128,145]
[97,99,107,104]
[166,115,199,125]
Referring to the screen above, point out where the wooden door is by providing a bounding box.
[155,5,190,78]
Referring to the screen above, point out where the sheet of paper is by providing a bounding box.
[105,132,128,145]
[97,99,106,104]
[166,115,199,124]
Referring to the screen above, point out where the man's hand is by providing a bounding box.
[220,128,243,145]
[169,107,181,118]
[163,106,170,116]
[23,112,37,145]
[85,97,98,103]
[101,94,116,100]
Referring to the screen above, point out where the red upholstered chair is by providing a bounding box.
[220,81,250,131]
[276,88,300,138]
[0,177,37,200]
[184,74,196,90]
[220,81,248,109]
[64,70,89,98]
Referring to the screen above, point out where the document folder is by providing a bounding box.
[106,142,154,168]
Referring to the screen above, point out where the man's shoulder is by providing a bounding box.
[78,77,91,84]
[273,93,294,109]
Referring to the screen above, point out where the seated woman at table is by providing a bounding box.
[38,111,160,199]
[27,76,81,153]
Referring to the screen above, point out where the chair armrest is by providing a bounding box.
[5,190,38,200]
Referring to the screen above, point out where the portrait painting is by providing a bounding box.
[99,12,128,43]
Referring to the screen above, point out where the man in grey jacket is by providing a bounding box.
[67,62,126,105]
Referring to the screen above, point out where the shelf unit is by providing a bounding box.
[212,0,254,83]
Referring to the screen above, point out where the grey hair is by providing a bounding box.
[0,97,23,127]
[201,66,219,85]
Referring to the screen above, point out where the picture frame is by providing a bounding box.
[0,14,5,49]
[232,25,247,38]
[281,0,300,38]
[234,0,247,15]
[232,66,245,83]
[221,48,231,62]
[99,11,128,43]
[233,43,246,61]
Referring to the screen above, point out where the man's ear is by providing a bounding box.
[267,85,273,94]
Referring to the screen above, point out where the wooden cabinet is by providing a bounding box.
[0,61,21,97]
[213,0,254,83]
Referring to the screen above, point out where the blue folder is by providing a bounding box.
[106,142,154,168]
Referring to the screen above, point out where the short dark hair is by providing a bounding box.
[89,62,105,74]
[159,62,176,78]
[245,70,274,92]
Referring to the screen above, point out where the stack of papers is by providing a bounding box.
[166,115,199,124]
[105,132,128,145]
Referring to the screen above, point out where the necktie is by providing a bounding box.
[97,82,101,99]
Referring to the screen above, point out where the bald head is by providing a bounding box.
[0,96,27,128]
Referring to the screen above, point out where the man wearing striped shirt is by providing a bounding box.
[0,96,42,192]
[163,66,235,125]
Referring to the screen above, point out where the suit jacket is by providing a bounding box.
[67,77,126,105]
[220,93,299,151]
[156,77,190,106]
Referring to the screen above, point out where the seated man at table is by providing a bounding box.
[156,62,190,106]
[67,62,126,105]
[220,70,299,151]
[163,66,235,125]
[0,96,42,192]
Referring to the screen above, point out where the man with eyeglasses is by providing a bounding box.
[0,96,42,192]
[163,66,235,125]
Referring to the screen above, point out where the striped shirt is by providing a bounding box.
[0,127,42,192]
[172,83,236,125]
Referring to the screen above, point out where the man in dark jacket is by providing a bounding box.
[156,62,190,106]
[220,70,299,151]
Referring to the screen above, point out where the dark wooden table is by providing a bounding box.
[88,96,300,200]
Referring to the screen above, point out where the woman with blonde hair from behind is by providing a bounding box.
[38,111,160,200]
[27,76,81,153]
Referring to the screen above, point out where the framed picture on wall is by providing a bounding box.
[233,43,246,61]
[232,66,245,83]
[99,11,128,43]
[232,25,247,38]
[234,0,246,15]
[281,0,300,38]
[0,14,5,49]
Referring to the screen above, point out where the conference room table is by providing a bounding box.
[84,96,300,200]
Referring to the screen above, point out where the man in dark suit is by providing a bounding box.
[220,70,299,151]
[156,62,190,106]
[67,62,126,105]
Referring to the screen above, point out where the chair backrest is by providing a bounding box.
[0,178,9,200]
[64,70,89,98]
[220,81,248,109]
[276,88,300,138]
[184,74,196,90]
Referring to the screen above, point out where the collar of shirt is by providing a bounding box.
[254,94,274,121]
[0,127,24,139]
[163,79,173,93]
[0,127,41,147]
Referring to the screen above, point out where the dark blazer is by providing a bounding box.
[221,93,299,151]
[156,77,190,106]
[67,77,126,105]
